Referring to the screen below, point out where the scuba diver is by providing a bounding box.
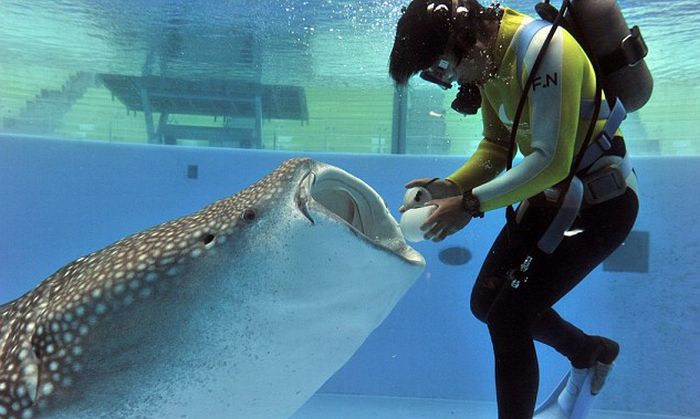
[391,0,651,417]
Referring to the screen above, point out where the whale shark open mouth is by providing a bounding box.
[296,163,421,264]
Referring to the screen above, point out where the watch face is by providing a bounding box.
[462,194,474,209]
[462,193,483,217]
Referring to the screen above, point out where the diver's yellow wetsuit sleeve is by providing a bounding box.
[450,20,589,212]
[446,100,511,193]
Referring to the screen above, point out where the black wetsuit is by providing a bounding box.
[469,187,638,418]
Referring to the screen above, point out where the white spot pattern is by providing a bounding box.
[0,158,310,418]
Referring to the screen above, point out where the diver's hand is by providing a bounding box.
[405,178,460,199]
[399,178,461,213]
[421,196,472,242]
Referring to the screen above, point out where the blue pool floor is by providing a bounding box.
[292,394,697,419]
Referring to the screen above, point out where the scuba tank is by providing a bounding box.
[536,0,653,112]
[449,0,653,114]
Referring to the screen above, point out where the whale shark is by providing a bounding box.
[0,158,425,419]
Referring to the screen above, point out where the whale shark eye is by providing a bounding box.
[242,209,257,222]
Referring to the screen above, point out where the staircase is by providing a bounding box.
[3,71,96,135]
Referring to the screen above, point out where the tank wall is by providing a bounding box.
[0,135,697,417]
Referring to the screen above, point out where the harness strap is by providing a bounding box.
[537,176,584,254]
[530,65,626,253]
[580,100,611,120]
[618,151,633,178]
[512,20,632,255]
[577,98,627,171]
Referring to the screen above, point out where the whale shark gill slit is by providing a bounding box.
[296,170,316,225]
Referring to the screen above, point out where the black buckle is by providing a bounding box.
[507,269,528,289]
[620,26,648,67]
[601,26,648,74]
[582,164,627,205]
[508,255,533,289]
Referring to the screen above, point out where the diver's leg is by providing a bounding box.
[533,309,619,368]
[475,266,617,369]
[485,288,539,419]
[527,189,638,368]
[472,190,638,418]
[483,239,608,419]
[469,204,555,419]
[473,190,638,366]
[469,217,587,359]
[470,210,548,419]
[469,223,516,322]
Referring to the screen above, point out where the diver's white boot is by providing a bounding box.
[535,336,618,418]
[558,367,593,417]
[534,369,576,419]
[534,362,615,419]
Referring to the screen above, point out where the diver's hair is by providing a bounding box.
[389,0,489,85]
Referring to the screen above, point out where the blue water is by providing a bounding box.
[1,137,698,418]
[0,0,697,84]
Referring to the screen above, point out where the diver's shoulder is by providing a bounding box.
[501,7,530,23]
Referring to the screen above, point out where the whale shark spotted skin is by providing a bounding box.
[0,158,425,419]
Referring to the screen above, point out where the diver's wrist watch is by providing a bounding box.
[462,190,484,218]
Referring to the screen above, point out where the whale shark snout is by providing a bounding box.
[0,158,425,419]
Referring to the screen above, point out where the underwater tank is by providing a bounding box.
[0,0,698,418]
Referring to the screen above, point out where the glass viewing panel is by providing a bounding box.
[0,0,698,156]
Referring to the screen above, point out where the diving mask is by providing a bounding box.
[420,58,456,90]
[420,54,482,115]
